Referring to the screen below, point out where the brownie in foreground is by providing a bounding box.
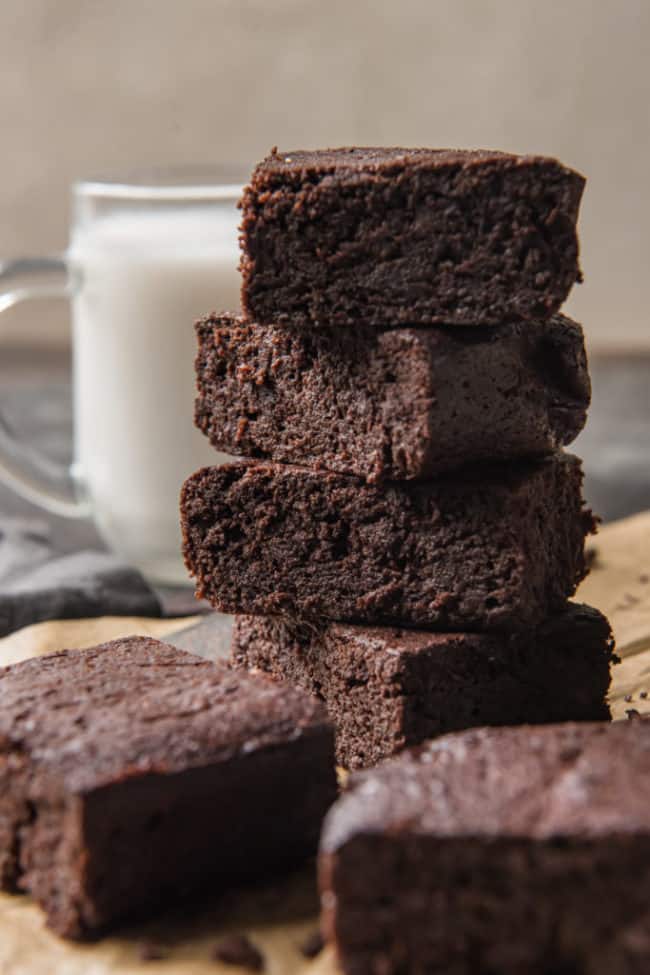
[320,723,650,975]
[195,314,590,482]
[181,455,594,631]
[0,638,336,939]
[232,603,614,769]
[240,147,585,329]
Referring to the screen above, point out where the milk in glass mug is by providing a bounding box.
[0,168,243,585]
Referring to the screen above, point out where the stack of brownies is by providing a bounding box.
[182,147,615,769]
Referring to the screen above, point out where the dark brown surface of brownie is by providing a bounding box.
[181,455,594,631]
[240,147,585,328]
[195,314,590,482]
[320,722,650,975]
[231,603,614,769]
[0,638,336,939]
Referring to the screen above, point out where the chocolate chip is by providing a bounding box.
[300,930,324,958]
[137,940,166,961]
[641,692,648,700]
[624,695,633,702]
[626,709,641,720]
[212,934,264,970]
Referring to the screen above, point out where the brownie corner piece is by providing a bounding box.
[0,638,336,938]
[232,602,613,769]
[240,146,585,328]
[319,722,650,975]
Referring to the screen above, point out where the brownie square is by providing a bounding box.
[0,638,336,939]
[231,603,614,769]
[181,455,594,631]
[319,722,650,975]
[240,147,585,328]
[194,314,590,482]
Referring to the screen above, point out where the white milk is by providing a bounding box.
[68,205,239,585]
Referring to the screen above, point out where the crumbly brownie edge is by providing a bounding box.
[0,640,338,938]
[319,834,650,975]
[232,604,613,769]
[181,455,594,630]
[194,314,590,481]
[240,149,585,327]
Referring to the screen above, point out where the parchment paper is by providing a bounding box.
[1,511,649,975]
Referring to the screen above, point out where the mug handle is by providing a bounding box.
[0,257,90,518]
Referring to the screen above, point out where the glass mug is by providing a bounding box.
[0,168,243,586]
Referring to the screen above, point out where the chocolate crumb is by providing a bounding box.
[626,709,641,720]
[300,930,324,958]
[613,592,641,612]
[641,691,648,699]
[137,940,166,961]
[212,933,264,970]
[559,745,582,763]
[624,694,633,702]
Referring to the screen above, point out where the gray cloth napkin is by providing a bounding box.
[0,517,161,639]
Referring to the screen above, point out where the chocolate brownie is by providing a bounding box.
[231,603,614,769]
[240,147,585,328]
[0,638,336,939]
[181,455,594,631]
[320,722,650,975]
[195,314,590,482]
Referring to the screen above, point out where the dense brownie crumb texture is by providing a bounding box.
[181,453,595,630]
[232,603,615,769]
[0,638,336,939]
[320,722,650,975]
[240,147,585,328]
[194,313,590,482]
[187,144,608,790]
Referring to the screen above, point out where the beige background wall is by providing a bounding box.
[0,0,648,349]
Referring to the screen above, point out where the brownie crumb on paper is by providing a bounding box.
[137,940,167,962]
[300,930,325,958]
[212,933,265,970]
